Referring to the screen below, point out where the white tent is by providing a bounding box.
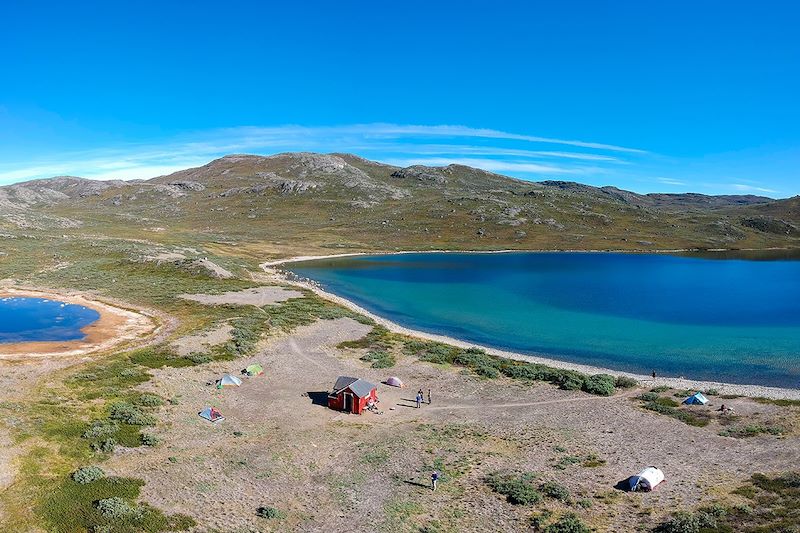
[217,374,242,388]
[629,467,664,492]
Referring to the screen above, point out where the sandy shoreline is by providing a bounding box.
[260,253,800,400]
[0,287,157,358]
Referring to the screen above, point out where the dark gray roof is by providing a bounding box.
[332,376,359,393]
[348,378,377,398]
[331,376,376,398]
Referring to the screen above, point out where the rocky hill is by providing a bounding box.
[1,152,798,254]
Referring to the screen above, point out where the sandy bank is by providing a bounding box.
[0,287,157,358]
[260,257,800,400]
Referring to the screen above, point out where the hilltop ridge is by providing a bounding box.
[1,152,797,253]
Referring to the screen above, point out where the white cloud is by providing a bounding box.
[0,123,644,185]
[730,183,778,194]
[656,177,687,186]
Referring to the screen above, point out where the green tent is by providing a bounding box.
[245,364,264,376]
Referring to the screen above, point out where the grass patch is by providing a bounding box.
[41,475,194,532]
[719,424,786,438]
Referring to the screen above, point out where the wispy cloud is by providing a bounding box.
[656,177,687,186]
[730,183,778,194]
[0,123,645,185]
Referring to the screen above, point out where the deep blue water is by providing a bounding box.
[289,252,800,388]
[0,297,101,343]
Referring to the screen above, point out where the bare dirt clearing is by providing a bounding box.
[109,317,800,532]
[178,286,303,307]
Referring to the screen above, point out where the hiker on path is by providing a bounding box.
[416,391,423,408]
[431,470,439,491]
[428,388,432,405]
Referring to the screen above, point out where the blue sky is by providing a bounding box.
[1,1,798,196]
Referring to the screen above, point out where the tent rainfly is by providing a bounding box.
[217,374,242,388]
[684,392,709,405]
[629,467,665,492]
[385,376,404,388]
[244,364,264,376]
[198,407,225,422]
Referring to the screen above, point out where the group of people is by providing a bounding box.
[415,388,431,408]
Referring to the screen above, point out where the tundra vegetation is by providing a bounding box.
[0,154,798,531]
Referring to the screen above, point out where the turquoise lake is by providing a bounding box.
[0,297,100,344]
[288,252,800,388]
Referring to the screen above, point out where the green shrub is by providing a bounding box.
[657,511,700,533]
[638,392,660,402]
[540,480,571,502]
[91,438,116,453]
[650,385,670,393]
[256,506,286,519]
[359,350,395,368]
[71,466,106,484]
[555,371,585,391]
[109,402,156,426]
[136,393,164,407]
[95,497,141,519]
[614,376,638,388]
[140,433,161,446]
[500,363,540,380]
[187,352,212,364]
[82,419,119,440]
[582,374,616,396]
[486,472,541,505]
[543,513,590,533]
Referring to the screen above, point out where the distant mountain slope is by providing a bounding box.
[1,152,798,253]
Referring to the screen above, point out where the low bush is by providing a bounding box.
[540,480,571,502]
[256,506,286,519]
[95,497,141,519]
[543,513,590,533]
[91,438,116,453]
[71,466,106,484]
[187,352,212,364]
[136,393,163,407]
[486,471,541,505]
[582,374,616,396]
[82,419,119,440]
[140,433,161,446]
[359,350,395,368]
[614,376,638,388]
[109,402,156,426]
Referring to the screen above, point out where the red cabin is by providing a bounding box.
[328,376,378,414]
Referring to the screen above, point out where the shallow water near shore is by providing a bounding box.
[288,251,800,388]
[0,296,101,343]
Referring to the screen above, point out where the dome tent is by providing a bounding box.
[385,376,404,388]
[216,374,242,388]
[199,407,225,422]
[244,364,264,376]
[684,392,708,405]
[629,467,664,492]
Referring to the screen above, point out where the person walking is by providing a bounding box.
[431,470,439,491]
[652,370,657,381]
[427,388,432,405]
[416,391,422,408]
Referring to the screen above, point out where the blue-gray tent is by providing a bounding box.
[684,392,708,405]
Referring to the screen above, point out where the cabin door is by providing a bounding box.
[344,393,353,413]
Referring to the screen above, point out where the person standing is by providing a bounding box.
[652,370,657,381]
[428,388,432,405]
[416,391,422,408]
[431,470,439,491]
